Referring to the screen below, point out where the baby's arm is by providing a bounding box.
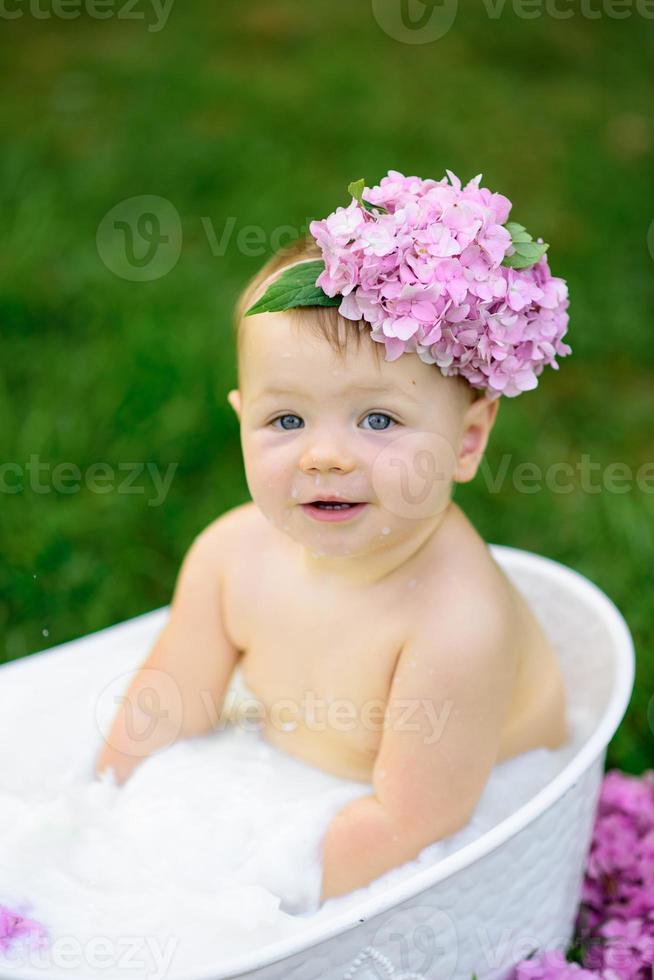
[94,515,240,786]
[319,592,517,900]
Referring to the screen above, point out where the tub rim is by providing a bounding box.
[3,545,635,980]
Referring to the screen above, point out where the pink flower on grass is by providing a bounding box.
[509,769,654,980]
[514,948,599,979]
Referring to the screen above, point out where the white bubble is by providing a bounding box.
[408,578,418,588]
[381,527,391,535]
[290,488,299,498]
[42,629,49,637]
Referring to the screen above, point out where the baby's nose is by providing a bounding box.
[299,440,356,474]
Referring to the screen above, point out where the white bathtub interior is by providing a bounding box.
[0,545,627,980]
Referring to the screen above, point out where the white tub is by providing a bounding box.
[1,545,635,980]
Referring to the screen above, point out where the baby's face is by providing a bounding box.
[229,312,473,560]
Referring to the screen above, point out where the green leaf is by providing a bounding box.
[503,242,549,269]
[502,221,549,269]
[347,177,388,215]
[348,178,366,206]
[244,260,340,316]
[504,222,532,244]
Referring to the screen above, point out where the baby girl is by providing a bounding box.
[95,169,572,903]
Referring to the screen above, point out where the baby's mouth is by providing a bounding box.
[300,499,369,521]
[309,501,359,510]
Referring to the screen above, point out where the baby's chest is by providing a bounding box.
[237,603,404,709]
[223,574,410,769]
[220,534,426,775]
[238,619,404,777]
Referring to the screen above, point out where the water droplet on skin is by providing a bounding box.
[42,629,49,637]
[381,527,390,535]
[408,579,418,588]
[291,488,299,498]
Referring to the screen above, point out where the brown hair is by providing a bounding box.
[233,232,483,401]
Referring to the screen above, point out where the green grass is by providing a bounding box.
[1,0,652,773]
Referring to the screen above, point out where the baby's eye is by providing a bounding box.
[271,414,304,430]
[361,412,396,431]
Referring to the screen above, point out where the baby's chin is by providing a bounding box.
[277,503,406,554]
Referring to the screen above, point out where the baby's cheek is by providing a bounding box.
[369,431,457,521]
[244,446,293,506]
[243,433,277,476]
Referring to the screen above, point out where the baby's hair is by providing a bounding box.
[233,232,483,402]
[233,232,383,365]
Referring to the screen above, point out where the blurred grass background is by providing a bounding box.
[1,0,652,772]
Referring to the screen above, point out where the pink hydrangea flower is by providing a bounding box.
[309,169,571,399]
[576,770,654,978]
[514,948,599,979]
[0,904,48,953]
[508,769,654,980]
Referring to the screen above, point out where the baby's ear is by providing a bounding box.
[227,389,241,420]
[453,396,500,484]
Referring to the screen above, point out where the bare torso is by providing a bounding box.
[219,500,569,782]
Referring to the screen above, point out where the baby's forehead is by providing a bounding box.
[243,354,435,409]
[243,338,399,385]
[239,311,388,377]
[237,308,461,406]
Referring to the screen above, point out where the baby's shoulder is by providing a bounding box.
[415,503,515,648]
[188,500,266,570]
